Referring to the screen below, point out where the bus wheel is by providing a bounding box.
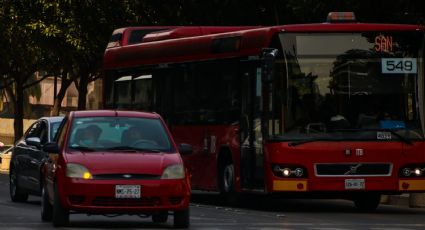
[353,193,381,212]
[219,161,238,204]
[222,163,235,193]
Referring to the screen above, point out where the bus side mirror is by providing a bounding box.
[178,143,193,155]
[262,48,278,82]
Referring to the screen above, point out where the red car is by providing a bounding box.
[41,110,192,228]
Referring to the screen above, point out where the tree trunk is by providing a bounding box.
[77,73,89,110]
[51,77,72,116]
[14,77,24,142]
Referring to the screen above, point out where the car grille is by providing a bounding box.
[315,163,392,176]
[92,197,161,206]
[92,174,161,180]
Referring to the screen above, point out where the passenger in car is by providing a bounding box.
[121,126,143,146]
[78,125,102,147]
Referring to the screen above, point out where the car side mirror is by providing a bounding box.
[42,142,60,154]
[26,137,41,148]
[178,143,193,155]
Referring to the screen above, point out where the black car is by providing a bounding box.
[9,116,64,202]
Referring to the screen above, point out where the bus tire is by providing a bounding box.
[353,193,381,212]
[218,158,238,204]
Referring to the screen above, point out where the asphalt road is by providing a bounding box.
[0,173,425,229]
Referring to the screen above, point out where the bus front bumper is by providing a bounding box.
[271,178,425,192]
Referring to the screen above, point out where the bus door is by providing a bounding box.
[240,60,264,190]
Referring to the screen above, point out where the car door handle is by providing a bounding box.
[30,160,38,165]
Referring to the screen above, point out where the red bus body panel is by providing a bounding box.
[172,125,240,191]
[264,141,425,193]
[103,23,425,194]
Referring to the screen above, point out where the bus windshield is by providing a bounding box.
[272,32,424,141]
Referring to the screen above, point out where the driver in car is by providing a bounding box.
[79,125,102,147]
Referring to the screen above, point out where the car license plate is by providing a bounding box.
[115,185,141,198]
[345,179,365,190]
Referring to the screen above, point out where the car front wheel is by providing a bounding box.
[41,186,53,221]
[173,209,189,228]
[152,211,168,223]
[9,167,28,202]
[52,184,69,227]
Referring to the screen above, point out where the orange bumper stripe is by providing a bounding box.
[399,179,425,191]
[273,180,307,191]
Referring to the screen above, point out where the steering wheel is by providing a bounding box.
[305,122,327,134]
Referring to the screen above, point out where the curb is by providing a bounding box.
[0,170,9,175]
[386,194,409,207]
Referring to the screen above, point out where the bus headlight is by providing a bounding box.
[400,164,425,177]
[272,164,307,178]
[414,168,423,176]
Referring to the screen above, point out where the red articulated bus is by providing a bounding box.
[103,12,425,211]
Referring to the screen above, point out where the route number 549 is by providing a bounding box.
[382,58,417,74]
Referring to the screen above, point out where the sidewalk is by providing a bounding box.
[382,194,410,207]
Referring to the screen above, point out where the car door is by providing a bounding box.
[26,120,50,194]
[13,121,42,191]
[45,117,69,199]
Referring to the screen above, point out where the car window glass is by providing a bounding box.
[26,121,42,139]
[68,117,173,152]
[56,117,69,148]
[50,121,62,141]
[39,121,48,144]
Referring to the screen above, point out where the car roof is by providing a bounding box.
[39,116,64,123]
[70,110,161,119]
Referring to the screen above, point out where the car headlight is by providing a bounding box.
[161,164,185,179]
[66,163,92,179]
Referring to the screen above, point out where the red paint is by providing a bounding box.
[43,110,190,218]
[103,24,425,196]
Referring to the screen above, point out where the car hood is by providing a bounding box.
[64,151,182,175]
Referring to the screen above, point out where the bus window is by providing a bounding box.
[274,31,424,140]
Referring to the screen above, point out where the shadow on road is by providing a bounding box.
[190,192,425,215]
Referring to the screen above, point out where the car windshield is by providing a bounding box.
[269,31,424,141]
[67,116,173,152]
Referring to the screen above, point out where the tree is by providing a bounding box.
[55,1,137,110]
[0,0,52,141]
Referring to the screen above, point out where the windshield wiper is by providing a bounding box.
[331,128,413,146]
[105,146,161,153]
[376,129,413,145]
[69,146,96,152]
[288,128,413,147]
[288,138,337,147]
